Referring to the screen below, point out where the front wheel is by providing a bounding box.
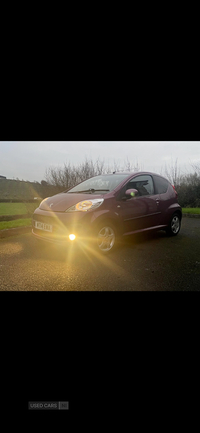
[96,223,117,254]
[166,213,181,236]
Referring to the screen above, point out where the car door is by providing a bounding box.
[153,174,175,226]
[116,174,161,234]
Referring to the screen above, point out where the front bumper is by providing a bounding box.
[32,208,93,244]
[32,229,73,244]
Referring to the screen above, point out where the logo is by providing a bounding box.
[50,203,54,208]
[28,401,69,410]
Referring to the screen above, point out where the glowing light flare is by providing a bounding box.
[76,235,132,285]
[69,234,76,241]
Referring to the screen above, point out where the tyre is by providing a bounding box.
[95,222,117,254]
[166,212,181,236]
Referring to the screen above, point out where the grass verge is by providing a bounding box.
[182,208,200,214]
[0,202,39,216]
[0,218,32,230]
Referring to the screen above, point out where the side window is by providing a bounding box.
[127,175,154,196]
[123,175,154,196]
[153,175,169,194]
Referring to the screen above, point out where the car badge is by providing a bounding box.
[50,203,54,208]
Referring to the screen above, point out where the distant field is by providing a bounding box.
[0,178,40,200]
[0,218,32,230]
[182,208,200,214]
[0,178,59,200]
[0,202,39,216]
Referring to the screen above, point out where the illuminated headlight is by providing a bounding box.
[39,198,50,209]
[66,198,104,213]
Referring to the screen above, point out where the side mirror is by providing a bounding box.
[125,188,138,198]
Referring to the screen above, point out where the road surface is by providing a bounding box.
[0,218,200,290]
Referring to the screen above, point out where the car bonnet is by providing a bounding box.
[39,192,105,212]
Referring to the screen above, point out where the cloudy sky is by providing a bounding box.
[0,141,200,182]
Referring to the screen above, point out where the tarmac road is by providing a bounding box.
[0,218,200,291]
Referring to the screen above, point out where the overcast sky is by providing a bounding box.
[0,141,200,182]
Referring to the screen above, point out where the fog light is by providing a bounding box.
[69,234,76,241]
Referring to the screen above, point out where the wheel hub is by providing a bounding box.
[97,226,115,252]
[171,216,180,233]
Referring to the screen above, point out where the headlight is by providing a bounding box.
[66,198,104,212]
[39,198,50,209]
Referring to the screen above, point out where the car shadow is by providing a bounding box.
[123,229,167,248]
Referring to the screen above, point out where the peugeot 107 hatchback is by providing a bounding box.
[32,172,182,254]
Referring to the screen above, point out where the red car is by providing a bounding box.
[32,172,182,253]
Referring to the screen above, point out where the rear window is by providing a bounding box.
[153,175,169,194]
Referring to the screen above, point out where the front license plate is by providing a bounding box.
[35,221,53,232]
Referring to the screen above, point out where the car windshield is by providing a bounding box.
[67,174,130,194]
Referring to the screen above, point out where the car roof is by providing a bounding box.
[91,172,170,183]
[113,171,169,179]
[109,171,167,177]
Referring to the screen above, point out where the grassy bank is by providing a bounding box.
[0,178,59,201]
[0,218,32,230]
[0,202,39,216]
[182,208,200,214]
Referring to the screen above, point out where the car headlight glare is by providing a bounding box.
[69,234,76,240]
[66,198,104,212]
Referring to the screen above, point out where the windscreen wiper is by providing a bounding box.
[68,189,110,194]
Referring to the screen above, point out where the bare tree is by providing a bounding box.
[45,156,143,189]
[95,157,105,175]
[124,157,132,172]
[164,158,181,187]
[191,162,200,176]
[112,159,120,172]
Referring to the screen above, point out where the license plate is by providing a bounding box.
[35,221,53,232]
